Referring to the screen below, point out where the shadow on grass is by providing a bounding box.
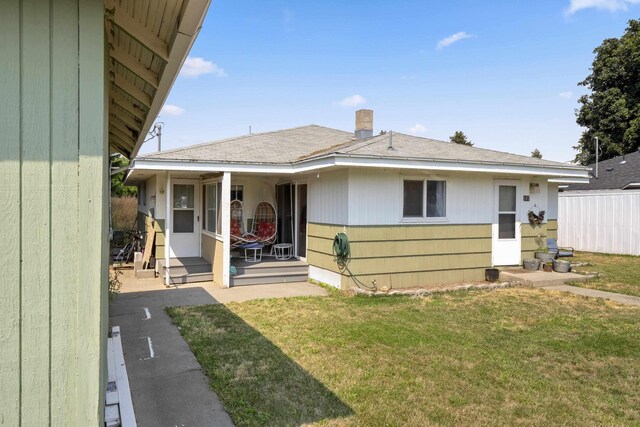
[167,303,353,426]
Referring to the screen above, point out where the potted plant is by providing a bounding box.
[543,261,554,272]
[534,233,555,262]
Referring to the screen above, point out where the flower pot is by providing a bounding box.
[535,252,555,262]
[523,258,540,271]
[553,259,571,273]
[543,262,553,272]
[485,268,500,282]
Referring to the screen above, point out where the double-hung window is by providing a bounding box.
[402,179,446,219]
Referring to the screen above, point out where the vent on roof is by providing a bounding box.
[355,109,373,140]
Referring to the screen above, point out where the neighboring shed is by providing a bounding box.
[559,151,640,255]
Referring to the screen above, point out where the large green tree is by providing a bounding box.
[450,131,473,146]
[574,19,640,165]
[110,154,137,197]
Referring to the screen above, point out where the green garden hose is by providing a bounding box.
[332,232,351,269]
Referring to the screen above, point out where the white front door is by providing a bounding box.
[170,180,200,258]
[492,180,521,266]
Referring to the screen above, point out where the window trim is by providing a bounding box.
[400,176,448,223]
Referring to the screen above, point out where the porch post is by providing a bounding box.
[165,172,171,286]
[221,171,231,287]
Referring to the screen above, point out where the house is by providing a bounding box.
[1,1,211,425]
[127,110,590,290]
[559,150,640,255]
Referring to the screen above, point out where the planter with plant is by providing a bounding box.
[534,233,555,262]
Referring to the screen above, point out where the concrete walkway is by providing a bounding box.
[109,271,328,426]
[540,284,640,306]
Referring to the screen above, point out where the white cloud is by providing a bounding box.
[408,123,427,134]
[436,32,474,50]
[179,56,226,78]
[160,104,185,116]
[566,0,640,14]
[338,94,367,107]
[559,91,573,99]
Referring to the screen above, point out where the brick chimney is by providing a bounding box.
[355,109,373,140]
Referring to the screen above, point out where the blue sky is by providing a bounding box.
[142,0,640,162]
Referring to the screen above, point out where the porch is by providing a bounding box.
[158,256,308,287]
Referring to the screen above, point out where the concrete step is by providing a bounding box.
[170,272,213,285]
[233,263,308,276]
[499,270,593,287]
[162,263,212,277]
[230,271,309,286]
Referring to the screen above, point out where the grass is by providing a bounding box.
[569,251,640,297]
[168,288,640,426]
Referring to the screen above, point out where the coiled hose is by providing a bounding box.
[332,232,351,269]
[332,232,376,290]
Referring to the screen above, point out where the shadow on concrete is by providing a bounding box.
[166,301,354,425]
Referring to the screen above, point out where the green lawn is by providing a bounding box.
[570,251,640,297]
[168,287,640,426]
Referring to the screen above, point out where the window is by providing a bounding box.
[205,183,217,233]
[498,185,516,239]
[173,184,194,233]
[402,179,446,219]
[231,185,243,202]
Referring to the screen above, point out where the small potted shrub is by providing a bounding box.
[534,234,555,262]
[543,261,553,272]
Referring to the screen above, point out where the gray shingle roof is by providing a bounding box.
[140,124,580,169]
[565,150,640,191]
[142,125,354,164]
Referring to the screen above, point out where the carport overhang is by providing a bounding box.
[105,0,211,159]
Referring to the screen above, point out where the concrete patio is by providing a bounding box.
[499,268,593,287]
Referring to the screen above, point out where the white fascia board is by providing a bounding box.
[548,177,591,184]
[132,154,588,178]
[329,155,590,178]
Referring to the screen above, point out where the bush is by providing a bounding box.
[111,197,138,231]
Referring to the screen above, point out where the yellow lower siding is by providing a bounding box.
[307,223,492,290]
[137,212,166,260]
[213,238,224,287]
[547,219,558,240]
[520,222,549,260]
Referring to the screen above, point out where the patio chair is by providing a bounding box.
[547,238,574,258]
[250,201,277,246]
[230,200,251,249]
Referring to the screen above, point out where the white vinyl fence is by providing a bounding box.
[558,190,640,256]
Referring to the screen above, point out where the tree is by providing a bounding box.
[531,149,543,159]
[110,154,137,197]
[574,19,640,165]
[449,131,473,146]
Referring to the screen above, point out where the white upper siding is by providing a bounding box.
[308,169,349,224]
[345,168,552,226]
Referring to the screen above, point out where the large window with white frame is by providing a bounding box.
[402,179,446,219]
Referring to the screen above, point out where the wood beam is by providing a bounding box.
[109,126,136,149]
[110,117,139,141]
[109,45,159,89]
[106,2,169,62]
[109,110,141,133]
[112,73,152,108]
[110,92,147,121]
